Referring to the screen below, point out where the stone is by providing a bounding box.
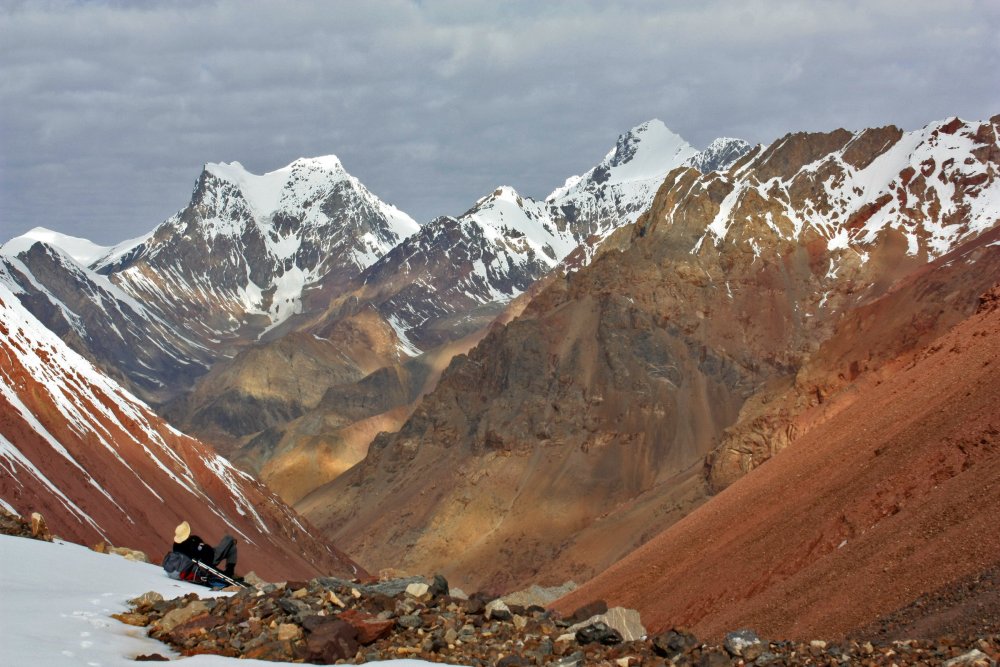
[92,541,109,554]
[30,512,51,540]
[112,612,149,627]
[109,546,149,562]
[405,582,430,598]
[339,608,395,645]
[242,571,267,588]
[134,654,169,662]
[485,599,513,621]
[700,648,734,666]
[169,613,223,641]
[396,614,424,629]
[497,656,530,666]
[155,600,210,633]
[809,639,827,650]
[304,618,359,663]
[276,623,302,641]
[551,651,585,667]
[566,607,645,642]
[277,597,310,616]
[742,642,764,661]
[943,649,995,667]
[574,621,623,646]
[462,596,485,615]
[723,629,762,657]
[428,573,449,598]
[502,581,578,608]
[652,628,700,658]
[129,591,164,607]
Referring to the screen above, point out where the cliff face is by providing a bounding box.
[298,116,1000,591]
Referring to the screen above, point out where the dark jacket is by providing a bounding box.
[172,534,213,563]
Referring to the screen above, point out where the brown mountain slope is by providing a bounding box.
[299,116,999,592]
[0,286,363,582]
[553,284,1000,640]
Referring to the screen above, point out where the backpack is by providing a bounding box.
[162,550,197,581]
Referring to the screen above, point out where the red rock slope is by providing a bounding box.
[0,285,363,581]
[554,283,1000,640]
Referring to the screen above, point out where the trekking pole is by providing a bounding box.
[193,560,249,589]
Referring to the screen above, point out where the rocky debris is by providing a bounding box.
[0,509,53,541]
[121,575,1000,666]
[850,561,1000,642]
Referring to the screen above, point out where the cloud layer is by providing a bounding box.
[2,0,997,243]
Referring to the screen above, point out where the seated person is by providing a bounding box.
[172,520,239,578]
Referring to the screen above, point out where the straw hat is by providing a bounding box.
[174,521,191,543]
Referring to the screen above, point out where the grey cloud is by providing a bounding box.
[1,0,997,243]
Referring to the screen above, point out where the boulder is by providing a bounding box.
[339,609,394,645]
[485,599,513,621]
[243,571,267,588]
[405,582,430,598]
[30,512,51,541]
[129,591,164,607]
[652,627,699,658]
[567,607,645,642]
[109,546,149,562]
[155,600,210,633]
[428,574,449,598]
[723,628,762,657]
[276,623,302,641]
[304,618,358,663]
[502,581,578,608]
[574,621,622,646]
[942,649,995,667]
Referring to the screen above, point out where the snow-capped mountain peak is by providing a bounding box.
[2,227,112,267]
[602,119,696,180]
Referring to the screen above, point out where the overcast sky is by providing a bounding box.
[1,0,998,244]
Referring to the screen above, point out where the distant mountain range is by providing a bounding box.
[1,120,748,407]
[4,114,997,641]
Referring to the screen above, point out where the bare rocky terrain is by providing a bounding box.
[301,116,1000,594]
